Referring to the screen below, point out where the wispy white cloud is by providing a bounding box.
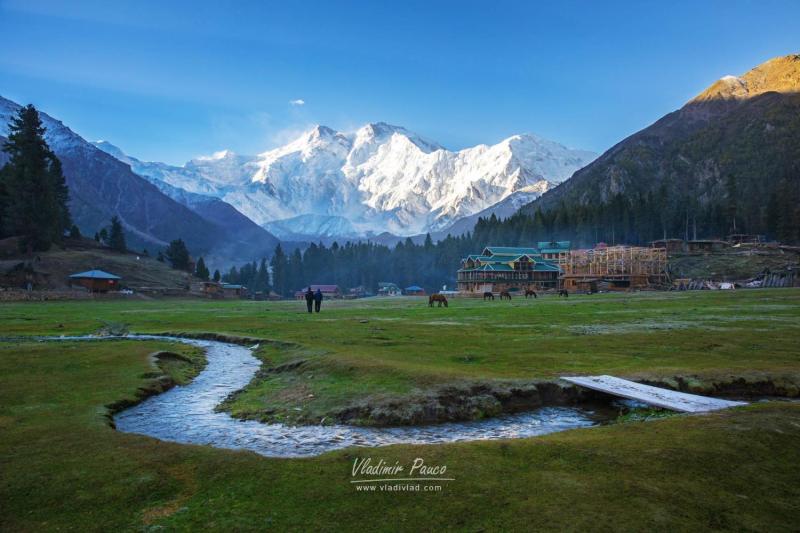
[289,98,305,106]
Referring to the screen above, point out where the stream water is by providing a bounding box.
[76,335,604,457]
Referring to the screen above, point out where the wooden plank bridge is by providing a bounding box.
[561,375,747,413]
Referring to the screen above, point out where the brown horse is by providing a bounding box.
[525,289,537,299]
[429,294,449,307]
[499,291,512,301]
[483,291,494,301]
[558,289,569,298]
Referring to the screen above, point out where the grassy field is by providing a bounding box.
[1,289,800,530]
[2,289,798,424]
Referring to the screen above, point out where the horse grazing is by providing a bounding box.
[429,294,449,307]
[558,289,569,298]
[483,291,494,301]
[525,289,537,299]
[499,291,512,301]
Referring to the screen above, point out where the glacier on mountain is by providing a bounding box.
[94,122,596,237]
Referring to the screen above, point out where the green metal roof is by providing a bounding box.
[533,262,562,272]
[537,241,571,250]
[482,246,540,256]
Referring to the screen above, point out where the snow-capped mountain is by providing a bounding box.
[1,95,278,265]
[95,123,596,238]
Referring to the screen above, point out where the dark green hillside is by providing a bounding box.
[517,54,800,245]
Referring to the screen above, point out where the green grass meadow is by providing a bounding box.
[1,289,800,530]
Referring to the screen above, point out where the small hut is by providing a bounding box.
[404,285,426,296]
[221,283,247,298]
[377,282,401,296]
[68,269,121,292]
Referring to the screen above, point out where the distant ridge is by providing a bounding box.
[519,53,800,240]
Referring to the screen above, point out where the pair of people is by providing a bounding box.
[304,287,324,313]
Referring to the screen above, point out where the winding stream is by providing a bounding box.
[101,335,604,457]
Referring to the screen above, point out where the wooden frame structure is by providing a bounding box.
[561,246,667,290]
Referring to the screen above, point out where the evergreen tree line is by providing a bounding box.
[222,257,270,292]
[0,105,71,251]
[220,167,800,297]
[222,235,475,296]
[505,177,800,248]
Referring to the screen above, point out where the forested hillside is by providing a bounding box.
[516,54,800,245]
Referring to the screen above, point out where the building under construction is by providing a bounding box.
[561,245,668,291]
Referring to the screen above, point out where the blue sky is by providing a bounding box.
[1,0,798,165]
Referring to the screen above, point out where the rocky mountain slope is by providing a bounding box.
[96,123,596,238]
[520,54,800,239]
[0,96,279,264]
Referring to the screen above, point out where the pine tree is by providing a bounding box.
[213,269,221,282]
[164,239,190,270]
[257,258,270,291]
[269,244,289,296]
[1,104,71,250]
[156,250,165,262]
[69,224,81,239]
[107,216,127,252]
[288,248,304,292]
[98,227,108,244]
[195,257,210,280]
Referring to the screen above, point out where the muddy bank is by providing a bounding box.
[222,370,616,427]
[105,350,205,428]
[332,381,614,426]
[640,374,800,399]
[224,362,800,427]
[333,373,800,427]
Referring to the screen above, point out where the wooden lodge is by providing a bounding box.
[561,245,667,291]
[457,245,566,294]
[68,269,122,293]
[538,240,571,265]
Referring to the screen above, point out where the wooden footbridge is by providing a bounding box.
[561,375,747,413]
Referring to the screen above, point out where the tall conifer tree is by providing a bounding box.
[107,216,127,252]
[1,104,71,250]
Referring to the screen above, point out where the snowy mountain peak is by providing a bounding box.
[93,120,597,238]
[356,122,443,153]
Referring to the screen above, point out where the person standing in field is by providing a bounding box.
[305,287,314,313]
[314,288,323,313]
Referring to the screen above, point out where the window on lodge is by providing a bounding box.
[513,258,533,271]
